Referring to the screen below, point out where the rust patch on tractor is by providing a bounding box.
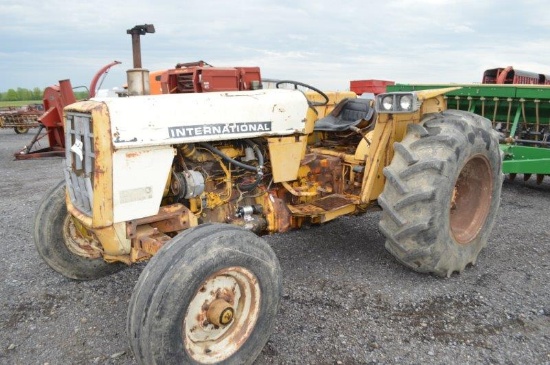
[300,153,344,194]
[127,203,197,261]
[216,287,236,305]
[312,194,354,211]
[126,151,142,158]
[263,193,291,232]
[127,203,194,239]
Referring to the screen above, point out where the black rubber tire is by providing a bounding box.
[33,181,125,280]
[127,223,282,365]
[14,127,29,134]
[378,110,503,277]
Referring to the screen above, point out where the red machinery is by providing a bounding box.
[350,67,550,95]
[482,66,550,85]
[349,79,395,95]
[14,61,121,160]
[150,61,262,95]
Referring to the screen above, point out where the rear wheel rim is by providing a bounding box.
[184,266,261,363]
[450,155,493,244]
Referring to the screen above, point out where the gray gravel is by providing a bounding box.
[1,128,549,365]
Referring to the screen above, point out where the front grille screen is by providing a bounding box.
[64,113,94,216]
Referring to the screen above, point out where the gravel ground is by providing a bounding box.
[1,128,549,365]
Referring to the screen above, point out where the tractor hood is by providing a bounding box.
[90,88,310,149]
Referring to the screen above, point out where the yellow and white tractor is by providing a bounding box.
[33,25,503,365]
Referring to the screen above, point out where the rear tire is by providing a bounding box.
[127,223,282,365]
[378,110,503,277]
[14,127,29,134]
[33,181,124,280]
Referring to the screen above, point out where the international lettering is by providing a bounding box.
[168,122,272,138]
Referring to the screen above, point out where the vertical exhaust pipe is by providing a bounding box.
[126,24,155,96]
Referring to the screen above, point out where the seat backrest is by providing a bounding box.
[340,99,372,122]
[313,97,375,132]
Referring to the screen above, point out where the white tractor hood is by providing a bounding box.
[93,88,310,150]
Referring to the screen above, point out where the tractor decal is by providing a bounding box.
[168,121,272,138]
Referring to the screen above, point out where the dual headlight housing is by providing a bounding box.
[375,92,421,114]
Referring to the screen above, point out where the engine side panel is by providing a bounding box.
[112,146,175,222]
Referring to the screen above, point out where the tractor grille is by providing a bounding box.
[64,112,94,216]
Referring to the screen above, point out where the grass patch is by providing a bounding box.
[0,100,41,108]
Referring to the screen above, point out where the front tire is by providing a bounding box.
[378,110,503,277]
[127,223,282,365]
[33,181,124,280]
[14,126,29,134]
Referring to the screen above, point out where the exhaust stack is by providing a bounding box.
[126,24,155,96]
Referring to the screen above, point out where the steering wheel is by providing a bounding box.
[275,80,329,107]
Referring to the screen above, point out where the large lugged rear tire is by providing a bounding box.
[378,110,503,277]
[33,181,124,280]
[127,223,282,365]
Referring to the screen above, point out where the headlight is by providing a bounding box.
[375,92,420,114]
[381,95,393,111]
[399,95,413,111]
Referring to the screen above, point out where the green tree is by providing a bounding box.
[75,91,89,100]
[16,87,32,101]
[32,87,43,100]
[6,89,18,101]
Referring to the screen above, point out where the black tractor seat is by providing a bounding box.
[314,98,375,132]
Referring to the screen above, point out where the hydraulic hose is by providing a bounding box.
[239,140,264,191]
[197,140,264,191]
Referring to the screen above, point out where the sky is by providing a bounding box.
[2,0,550,93]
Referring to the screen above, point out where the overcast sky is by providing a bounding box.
[2,0,550,93]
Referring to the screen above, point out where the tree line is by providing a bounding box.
[0,87,89,102]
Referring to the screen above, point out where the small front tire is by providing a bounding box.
[127,223,282,365]
[33,181,124,280]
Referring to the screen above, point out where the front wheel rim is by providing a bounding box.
[450,155,493,244]
[62,216,102,259]
[184,266,261,363]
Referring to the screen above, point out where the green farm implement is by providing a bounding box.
[387,83,550,183]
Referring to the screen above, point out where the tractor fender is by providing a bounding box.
[415,86,462,101]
